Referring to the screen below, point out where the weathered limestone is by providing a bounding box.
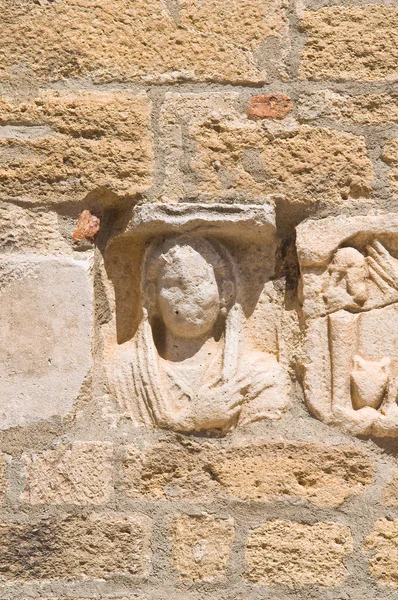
[160,93,373,204]
[365,519,398,585]
[23,442,113,505]
[124,440,374,506]
[0,513,152,580]
[104,203,289,434]
[0,202,70,254]
[0,0,288,85]
[297,213,398,436]
[0,91,153,203]
[298,91,398,126]
[169,514,234,580]
[382,474,398,506]
[246,520,353,586]
[382,139,398,195]
[0,255,93,430]
[300,6,398,81]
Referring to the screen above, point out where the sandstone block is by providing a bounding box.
[300,7,398,82]
[0,202,70,254]
[365,519,398,585]
[169,514,234,580]
[246,520,353,586]
[124,440,373,506]
[0,91,153,203]
[299,91,398,126]
[382,139,398,194]
[0,0,288,85]
[0,255,92,430]
[0,513,151,580]
[211,442,374,507]
[160,93,373,204]
[382,475,398,506]
[23,442,113,505]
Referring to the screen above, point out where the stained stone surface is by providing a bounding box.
[0,255,92,430]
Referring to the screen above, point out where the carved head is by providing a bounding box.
[144,237,235,339]
[325,246,369,310]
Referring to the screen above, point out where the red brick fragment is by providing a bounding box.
[73,210,101,243]
[247,94,292,120]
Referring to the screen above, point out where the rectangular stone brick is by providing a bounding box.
[0,201,70,254]
[124,440,374,507]
[23,442,113,505]
[0,513,151,580]
[0,91,153,203]
[365,519,398,585]
[246,520,353,586]
[169,514,234,580]
[0,255,92,430]
[159,93,373,204]
[300,6,398,82]
[0,0,287,85]
[298,91,398,126]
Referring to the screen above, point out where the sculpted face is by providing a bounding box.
[157,243,221,339]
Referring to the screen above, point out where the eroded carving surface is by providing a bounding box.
[297,214,398,436]
[104,204,289,435]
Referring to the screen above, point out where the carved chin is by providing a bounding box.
[165,315,217,338]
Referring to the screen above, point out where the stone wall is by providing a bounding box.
[1,1,398,599]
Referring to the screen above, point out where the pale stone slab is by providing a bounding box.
[297,213,398,436]
[169,514,234,580]
[0,255,93,429]
[23,442,113,505]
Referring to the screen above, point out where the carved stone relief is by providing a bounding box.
[297,213,398,436]
[103,203,289,435]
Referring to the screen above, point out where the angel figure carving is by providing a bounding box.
[107,235,287,435]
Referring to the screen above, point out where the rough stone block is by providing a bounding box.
[300,6,398,82]
[0,0,288,85]
[0,201,70,254]
[382,475,398,506]
[0,513,151,580]
[365,519,398,585]
[23,442,113,505]
[169,514,234,580]
[298,91,398,125]
[0,91,153,203]
[382,139,398,194]
[0,255,92,430]
[246,520,353,586]
[124,440,374,506]
[159,93,373,204]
